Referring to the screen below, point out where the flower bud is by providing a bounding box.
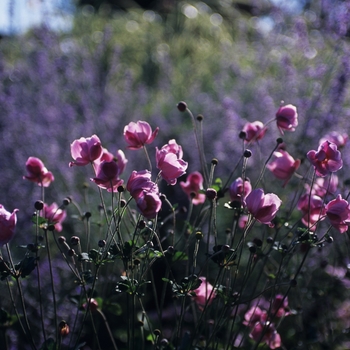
[98,239,106,248]
[206,188,217,201]
[59,320,69,336]
[177,101,187,112]
[34,201,44,210]
[70,236,80,245]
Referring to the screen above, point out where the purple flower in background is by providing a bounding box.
[44,202,66,232]
[307,140,343,177]
[23,157,54,187]
[325,194,350,233]
[267,150,300,187]
[180,171,206,205]
[275,104,298,134]
[319,131,348,148]
[69,135,103,167]
[124,121,159,149]
[229,177,252,205]
[91,160,124,192]
[241,121,267,143]
[246,189,282,227]
[0,205,19,246]
[156,141,188,185]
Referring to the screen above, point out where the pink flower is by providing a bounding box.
[160,139,183,158]
[271,295,290,318]
[275,104,298,134]
[311,175,338,198]
[69,135,103,167]
[249,321,281,349]
[123,121,159,149]
[91,161,124,192]
[0,205,19,246]
[156,141,188,185]
[180,172,206,205]
[307,140,343,177]
[94,149,128,176]
[267,150,300,187]
[229,177,252,205]
[297,193,326,230]
[44,203,66,232]
[83,298,99,312]
[325,194,350,233]
[23,157,54,187]
[127,170,162,219]
[135,191,162,219]
[127,170,158,198]
[193,277,216,309]
[319,131,348,148]
[239,215,249,229]
[245,189,282,227]
[241,121,267,143]
[243,306,266,327]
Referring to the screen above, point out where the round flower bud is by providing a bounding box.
[197,114,204,122]
[62,197,72,206]
[206,188,217,200]
[48,224,56,232]
[70,236,80,246]
[195,231,203,240]
[239,131,246,140]
[243,149,252,158]
[84,212,92,219]
[221,244,230,252]
[117,185,124,193]
[98,239,106,248]
[68,248,76,257]
[177,101,187,112]
[34,201,44,210]
[59,320,69,336]
[153,329,161,336]
[58,236,66,244]
[211,158,218,166]
[266,237,274,244]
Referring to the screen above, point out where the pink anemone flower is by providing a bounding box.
[245,189,282,227]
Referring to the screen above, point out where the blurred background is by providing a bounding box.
[1,0,350,236]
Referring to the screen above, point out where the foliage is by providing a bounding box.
[0,1,350,349]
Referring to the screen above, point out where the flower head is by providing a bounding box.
[135,191,162,219]
[180,172,206,205]
[69,135,103,167]
[91,160,124,192]
[325,194,350,233]
[124,121,159,149]
[127,170,158,198]
[307,140,343,177]
[275,104,298,134]
[193,277,216,310]
[319,131,348,149]
[241,121,267,143]
[297,193,326,230]
[229,177,252,205]
[127,170,161,219]
[267,150,300,187]
[23,157,54,187]
[156,140,188,185]
[245,189,282,227]
[44,203,66,232]
[0,205,19,246]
